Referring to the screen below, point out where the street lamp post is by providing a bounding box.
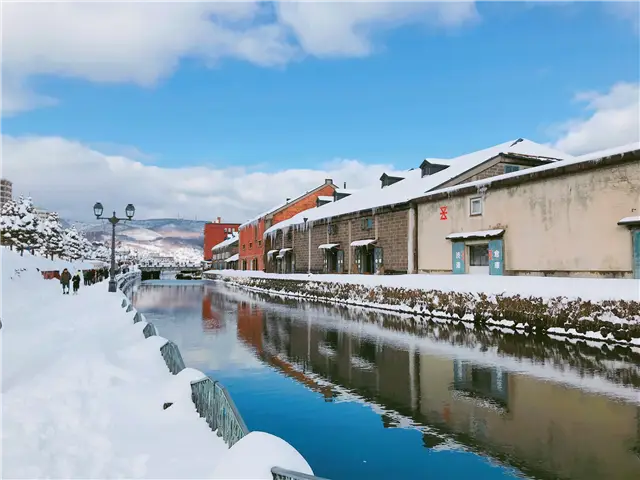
[93,202,135,292]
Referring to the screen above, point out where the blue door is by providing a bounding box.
[488,239,504,276]
[633,229,640,279]
[452,242,465,274]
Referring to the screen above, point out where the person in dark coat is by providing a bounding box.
[72,272,81,294]
[60,268,71,294]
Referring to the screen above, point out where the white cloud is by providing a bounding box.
[552,82,640,155]
[275,2,478,57]
[1,1,478,115]
[1,135,394,222]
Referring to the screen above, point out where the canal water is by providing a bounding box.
[132,280,640,480]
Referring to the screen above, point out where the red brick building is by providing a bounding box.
[203,217,240,261]
[238,179,338,271]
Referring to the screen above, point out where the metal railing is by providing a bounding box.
[118,278,327,480]
[191,377,249,448]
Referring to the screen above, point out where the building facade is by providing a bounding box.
[415,145,640,278]
[203,217,240,261]
[210,234,239,270]
[1,178,13,207]
[239,179,338,271]
[265,140,564,275]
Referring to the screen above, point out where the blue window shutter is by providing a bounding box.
[632,230,640,279]
[488,239,504,276]
[452,242,465,274]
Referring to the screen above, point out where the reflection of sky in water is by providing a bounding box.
[134,282,640,480]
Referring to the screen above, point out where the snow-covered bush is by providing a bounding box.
[1,196,41,255]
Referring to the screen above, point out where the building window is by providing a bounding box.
[258,240,262,247]
[242,244,246,250]
[249,242,252,249]
[470,197,483,216]
[469,244,489,266]
[361,218,373,230]
[286,231,292,242]
[504,164,520,174]
[328,224,338,235]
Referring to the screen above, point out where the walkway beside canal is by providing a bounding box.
[204,270,640,346]
[2,250,319,480]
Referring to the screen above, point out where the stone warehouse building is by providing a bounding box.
[210,233,239,270]
[414,143,640,279]
[239,179,338,271]
[265,139,571,275]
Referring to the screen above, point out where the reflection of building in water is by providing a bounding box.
[202,293,223,330]
[419,354,640,480]
[236,304,334,400]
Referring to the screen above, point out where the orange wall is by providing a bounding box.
[238,218,266,270]
[204,222,240,261]
[272,184,336,224]
[239,183,337,271]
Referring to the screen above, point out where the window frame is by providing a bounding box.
[470,197,483,216]
[504,164,520,174]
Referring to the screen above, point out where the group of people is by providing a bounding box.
[59,269,82,295]
[82,267,109,286]
[59,267,110,295]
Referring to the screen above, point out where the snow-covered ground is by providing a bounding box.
[1,249,314,478]
[205,270,639,302]
[205,270,640,346]
[1,249,228,478]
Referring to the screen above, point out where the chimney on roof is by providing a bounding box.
[217,216,221,223]
[286,198,291,203]
[325,178,333,185]
[343,182,346,189]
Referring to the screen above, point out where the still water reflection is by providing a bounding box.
[133,280,640,480]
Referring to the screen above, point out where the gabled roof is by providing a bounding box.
[212,233,239,252]
[413,142,639,203]
[263,138,574,236]
[240,179,338,229]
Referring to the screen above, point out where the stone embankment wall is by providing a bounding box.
[206,273,640,346]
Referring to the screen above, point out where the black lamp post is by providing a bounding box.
[93,202,135,292]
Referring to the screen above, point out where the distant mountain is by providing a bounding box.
[61,217,207,262]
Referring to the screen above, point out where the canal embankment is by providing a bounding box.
[1,249,315,479]
[204,270,640,346]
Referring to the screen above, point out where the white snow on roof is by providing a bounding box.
[279,248,292,254]
[618,216,640,225]
[264,138,574,235]
[240,182,336,229]
[317,196,334,202]
[418,142,640,202]
[224,253,239,262]
[445,229,505,240]
[335,188,358,195]
[266,249,279,255]
[211,233,238,251]
[350,239,376,247]
[318,243,340,250]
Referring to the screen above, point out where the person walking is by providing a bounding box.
[72,271,81,295]
[60,268,71,295]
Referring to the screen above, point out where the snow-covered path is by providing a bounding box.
[1,255,228,478]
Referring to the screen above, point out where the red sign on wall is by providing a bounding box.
[440,206,448,220]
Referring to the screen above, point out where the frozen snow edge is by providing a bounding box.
[205,271,640,347]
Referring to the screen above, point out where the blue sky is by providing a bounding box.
[2,2,639,220]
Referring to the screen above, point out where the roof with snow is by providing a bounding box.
[264,138,574,236]
[412,141,640,204]
[211,233,239,252]
[239,179,338,229]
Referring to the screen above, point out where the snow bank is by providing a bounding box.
[205,269,639,302]
[212,432,314,479]
[1,249,228,478]
[205,270,640,345]
[2,246,95,272]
